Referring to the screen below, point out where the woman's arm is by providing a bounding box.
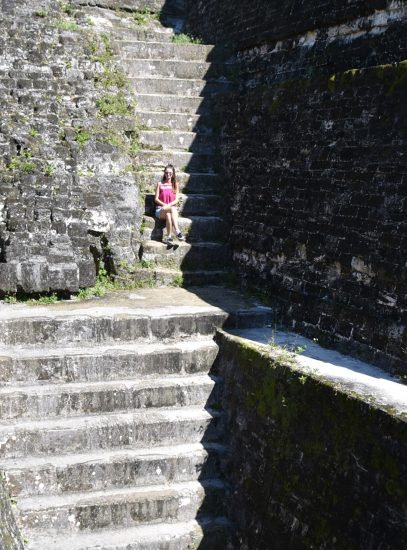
[155,183,165,206]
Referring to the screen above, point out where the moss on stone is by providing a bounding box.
[217,330,407,547]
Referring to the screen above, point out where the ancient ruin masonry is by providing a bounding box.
[0,287,273,549]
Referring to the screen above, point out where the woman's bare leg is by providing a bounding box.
[160,209,172,239]
[170,207,180,234]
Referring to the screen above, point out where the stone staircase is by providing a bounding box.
[99,4,233,286]
[0,288,272,549]
[0,4,263,549]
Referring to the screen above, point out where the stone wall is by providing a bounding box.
[185,1,407,378]
[216,331,407,549]
[0,0,141,295]
[185,0,406,48]
[0,476,23,550]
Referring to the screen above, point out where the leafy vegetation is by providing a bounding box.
[4,293,59,305]
[172,33,203,44]
[74,128,91,148]
[59,1,75,15]
[133,9,160,26]
[96,93,134,117]
[6,150,36,173]
[54,20,80,31]
[43,163,55,176]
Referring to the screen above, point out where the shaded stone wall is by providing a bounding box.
[216,331,407,549]
[185,0,401,48]
[0,0,141,295]
[185,1,407,378]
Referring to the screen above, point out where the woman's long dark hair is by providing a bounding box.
[162,164,177,191]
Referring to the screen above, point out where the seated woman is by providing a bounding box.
[154,164,185,245]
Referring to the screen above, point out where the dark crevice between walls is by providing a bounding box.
[184,0,407,380]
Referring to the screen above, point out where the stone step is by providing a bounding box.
[105,17,182,43]
[140,241,231,270]
[135,170,222,194]
[130,76,231,96]
[23,517,231,550]
[16,479,227,533]
[137,149,219,172]
[145,193,223,216]
[0,340,219,385]
[139,129,216,153]
[137,109,213,132]
[82,1,185,21]
[123,59,227,80]
[5,442,227,498]
[0,306,227,347]
[143,215,226,243]
[116,41,216,62]
[0,406,223,459]
[136,93,213,115]
[111,27,175,43]
[120,267,231,288]
[0,374,220,421]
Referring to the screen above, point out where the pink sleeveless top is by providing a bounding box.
[158,182,176,204]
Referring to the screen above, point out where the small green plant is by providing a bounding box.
[268,336,296,364]
[74,128,91,148]
[35,9,47,17]
[96,94,134,117]
[101,130,125,149]
[27,294,58,306]
[43,163,54,176]
[59,1,74,15]
[141,259,154,269]
[97,66,127,89]
[133,8,160,26]
[29,128,39,138]
[128,136,140,156]
[172,33,203,44]
[171,274,184,287]
[6,156,36,173]
[54,20,80,31]
[77,266,115,300]
[4,293,59,305]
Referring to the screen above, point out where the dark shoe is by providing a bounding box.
[167,236,174,245]
[176,232,185,241]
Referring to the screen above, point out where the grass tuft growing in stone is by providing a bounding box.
[171,274,184,287]
[74,128,91,148]
[133,9,160,26]
[96,94,134,117]
[172,33,203,45]
[6,154,36,173]
[54,19,80,31]
[4,293,59,305]
[43,163,54,176]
